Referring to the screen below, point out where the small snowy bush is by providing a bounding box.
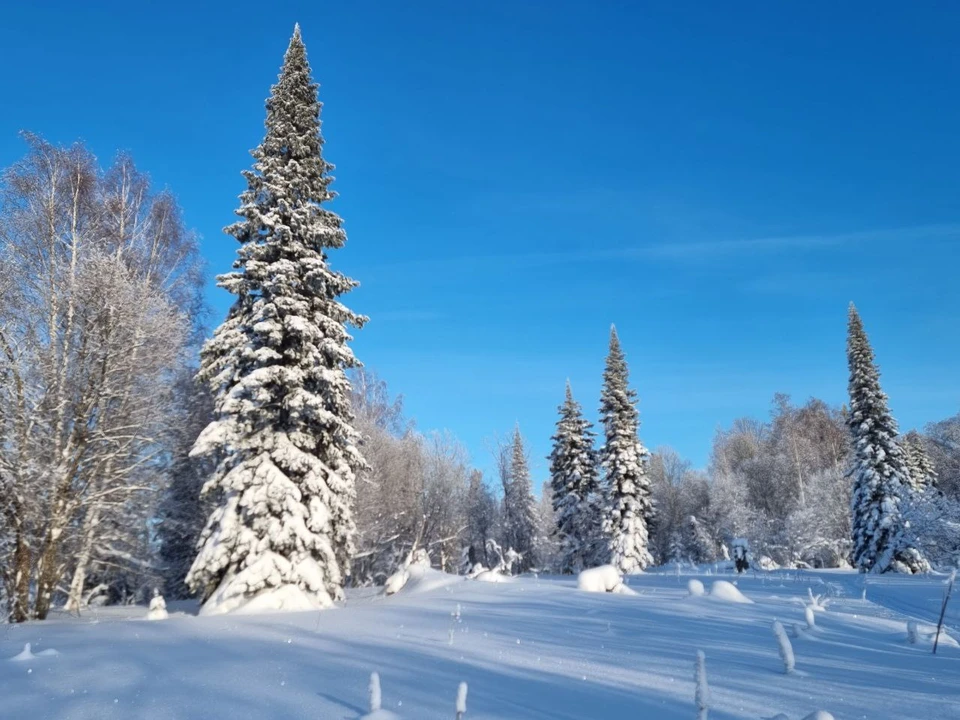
[732,538,749,573]
[772,620,795,673]
[147,590,168,621]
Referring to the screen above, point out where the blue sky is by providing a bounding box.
[3,1,959,482]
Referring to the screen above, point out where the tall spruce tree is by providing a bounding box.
[502,427,539,573]
[186,26,367,612]
[846,305,926,573]
[599,326,654,573]
[549,382,602,573]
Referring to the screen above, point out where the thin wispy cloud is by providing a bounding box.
[354,222,960,276]
[644,223,960,260]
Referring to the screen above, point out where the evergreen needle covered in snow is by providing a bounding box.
[186,24,367,614]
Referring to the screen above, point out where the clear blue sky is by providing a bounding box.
[3,1,959,482]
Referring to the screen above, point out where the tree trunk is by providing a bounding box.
[10,527,32,623]
[65,503,101,614]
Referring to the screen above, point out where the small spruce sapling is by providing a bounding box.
[772,620,795,673]
[456,681,468,719]
[695,650,710,720]
[147,589,168,621]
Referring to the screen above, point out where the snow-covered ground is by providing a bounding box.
[1,568,958,719]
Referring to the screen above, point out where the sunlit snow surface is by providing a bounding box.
[1,568,958,719]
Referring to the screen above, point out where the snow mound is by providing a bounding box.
[8,643,59,662]
[389,565,464,596]
[578,565,634,594]
[360,710,401,719]
[473,569,512,583]
[201,583,332,616]
[708,581,753,604]
[687,579,705,597]
[801,713,835,720]
[383,568,410,596]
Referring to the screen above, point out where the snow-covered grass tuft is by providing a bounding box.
[360,672,400,719]
[456,681,468,719]
[709,580,753,604]
[8,643,59,662]
[694,650,709,720]
[369,672,381,712]
[772,620,795,673]
[688,579,705,597]
[807,588,831,612]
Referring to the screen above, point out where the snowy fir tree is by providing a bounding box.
[846,305,926,574]
[902,430,937,492]
[502,427,540,573]
[599,326,654,574]
[186,25,367,613]
[548,382,602,573]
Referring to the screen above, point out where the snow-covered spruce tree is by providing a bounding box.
[846,305,926,574]
[599,326,654,573]
[549,382,602,573]
[502,427,539,573]
[186,26,367,613]
[902,430,937,492]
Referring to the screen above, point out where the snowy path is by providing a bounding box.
[1,569,958,719]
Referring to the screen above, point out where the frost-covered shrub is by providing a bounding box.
[732,539,750,573]
[147,590,168,621]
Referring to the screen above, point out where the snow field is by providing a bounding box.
[1,569,958,719]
